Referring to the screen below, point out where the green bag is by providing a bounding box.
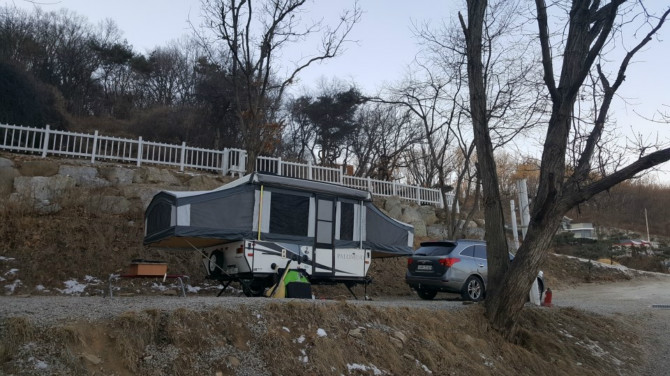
[283,270,309,286]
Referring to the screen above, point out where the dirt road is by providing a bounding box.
[555,275,670,376]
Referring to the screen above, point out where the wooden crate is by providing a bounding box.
[127,261,167,276]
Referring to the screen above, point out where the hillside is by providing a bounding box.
[1,298,647,376]
[1,152,642,298]
[0,152,665,375]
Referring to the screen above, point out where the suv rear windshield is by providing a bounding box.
[414,245,456,256]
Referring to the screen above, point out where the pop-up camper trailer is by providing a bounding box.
[144,173,414,296]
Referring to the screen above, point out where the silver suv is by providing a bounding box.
[405,240,544,301]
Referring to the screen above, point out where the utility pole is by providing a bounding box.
[516,179,531,240]
[645,208,650,243]
[510,200,520,250]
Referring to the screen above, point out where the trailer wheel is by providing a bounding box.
[208,250,224,276]
[241,279,265,297]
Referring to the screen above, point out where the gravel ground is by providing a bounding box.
[0,294,467,327]
[554,274,670,376]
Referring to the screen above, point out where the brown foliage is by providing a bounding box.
[566,181,670,238]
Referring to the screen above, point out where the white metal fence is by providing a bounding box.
[0,123,450,207]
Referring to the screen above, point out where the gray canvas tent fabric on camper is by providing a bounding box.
[144,173,414,257]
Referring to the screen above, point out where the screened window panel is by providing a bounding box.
[316,220,333,243]
[147,201,172,234]
[340,202,354,241]
[317,199,333,220]
[191,193,254,230]
[269,192,310,236]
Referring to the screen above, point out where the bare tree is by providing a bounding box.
[381,62,463,213]
[198,0,361,172]
[461,0,670,338]
[350,102,421,179]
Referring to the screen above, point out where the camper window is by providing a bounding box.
[147,200,172,235]
[270,192,309,236]
[340,202,355,241]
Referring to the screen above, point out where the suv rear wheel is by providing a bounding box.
[416,287,438,300]
[461,276,484,301]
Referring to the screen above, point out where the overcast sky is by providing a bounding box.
[4,0,670,182]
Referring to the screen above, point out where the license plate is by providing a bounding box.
[417,265,433,271]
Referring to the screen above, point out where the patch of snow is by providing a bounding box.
[415,359,433,374]
[4,279,22,294]
[559,329,574,339]
[562,255,630,271]
[0,256,15,261]
[84,275,100,283]
[35,285,45,291]
[57,279,88,295]
[28,356,48,370]
[299,355,309,363]
[0,276,5,282]
[256,314,261,319]
[5,268,19,276]
[317,328,327,337]
[186,285,201,293]
[296,335,305,344]
[479,353,494,368]
[346,363,383,375]
[151,283,168,291]
[282,326,290,333]
[576,340,608,358]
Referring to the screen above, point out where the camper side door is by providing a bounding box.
[313,197,335,277]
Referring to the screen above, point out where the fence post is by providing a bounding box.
[222,148,229,175]
[41,125,51,158]
[416,186,421,205]
[339,166,344,184]
[179,141,186,172]
[392,181,397,196]
[90,130,99,163]
[367,177,372,193]
[137,136,143,167]
[277,157,283,176]
[240,151,247,175]
[307,161,313,180]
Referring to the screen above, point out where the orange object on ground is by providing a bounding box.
[541,288,553,307]
[127,260,167,276]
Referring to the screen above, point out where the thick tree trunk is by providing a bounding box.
[485,205,564,337]
[461,0,670,339]
[461,0,510,313]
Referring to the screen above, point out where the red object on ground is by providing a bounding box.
[542,288,553,307]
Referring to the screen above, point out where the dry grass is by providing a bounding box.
[0,303,643,375]
[0,189,206,294]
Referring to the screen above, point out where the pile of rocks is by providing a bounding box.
[380,195,483,240]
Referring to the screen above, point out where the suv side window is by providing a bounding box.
[474,245,487,260]
[459,246,475,257]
